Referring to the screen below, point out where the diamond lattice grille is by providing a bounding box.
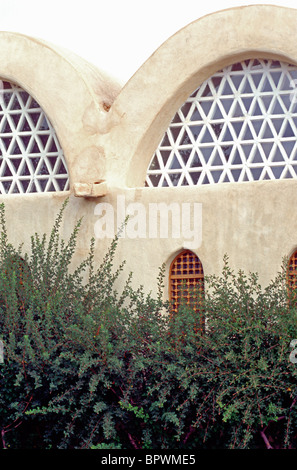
[0,80,69,194]
[146,59,297,187]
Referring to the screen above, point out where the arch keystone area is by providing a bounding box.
[0,31,121,189]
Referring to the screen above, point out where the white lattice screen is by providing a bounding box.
[146,59,297,187]
[0,80,69,194]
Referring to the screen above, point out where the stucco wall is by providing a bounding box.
[2,177,296,299]
[1,4,297,300]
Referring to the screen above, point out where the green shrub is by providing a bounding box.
[0,199,297,449]
[193,256,297,448]
[0,199,169,449]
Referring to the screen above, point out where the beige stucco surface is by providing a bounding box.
[1,4,297,300]
[2,177,296,299]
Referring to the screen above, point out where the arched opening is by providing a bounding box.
[169,249,204,314]
[287,249,297,290]
[146,59,297,187]
[0,79,69,194]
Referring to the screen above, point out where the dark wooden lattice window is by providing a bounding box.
[288,250,297,290]
[169,249,204,313]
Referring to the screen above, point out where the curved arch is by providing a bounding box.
[146,58,297,187]
[0,32,121,188]
[169,249,204,313]
[105,4,297,187]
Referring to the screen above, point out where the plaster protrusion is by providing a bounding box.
[82,102,122,135]
[73,181,108,198]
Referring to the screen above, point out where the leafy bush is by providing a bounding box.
[194,258,297,448]
[0,199,168,449]
[0,199,297,449]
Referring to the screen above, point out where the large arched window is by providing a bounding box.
[0,80,69,194]
[169,249,204,313]
[146,59,297,187]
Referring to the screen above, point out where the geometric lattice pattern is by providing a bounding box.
[146,59,297,187]
[0,80,69,194]
[287,250,297,290]
[169,249,204,313]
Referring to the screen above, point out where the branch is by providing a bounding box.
[128,433,139,449]
[260,429,273,449]
[1,429,6,449]
[183,425,195,444]
[260,414,288,449]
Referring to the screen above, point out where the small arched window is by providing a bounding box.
[287,250,297,290]
[0,79,69,194]
[169,249,204,313]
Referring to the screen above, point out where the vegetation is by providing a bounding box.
[0,199,297,449]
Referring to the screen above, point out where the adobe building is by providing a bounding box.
[1,4,297,307]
